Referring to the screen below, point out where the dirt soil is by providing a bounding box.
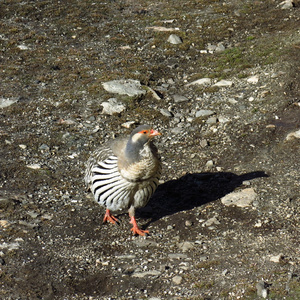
[0,0,300,299]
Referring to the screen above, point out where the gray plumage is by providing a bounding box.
[85,125,162,235]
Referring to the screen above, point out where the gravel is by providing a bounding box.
[0,0,300,299]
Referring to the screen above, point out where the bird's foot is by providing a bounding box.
[103,209,119,224]
[130,216,149,236]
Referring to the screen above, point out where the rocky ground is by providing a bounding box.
[0,0,300,299]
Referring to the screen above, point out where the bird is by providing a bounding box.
[85,124,162,236]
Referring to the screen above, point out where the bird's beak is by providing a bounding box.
[149,129,162,137]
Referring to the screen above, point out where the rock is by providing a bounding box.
[270,253,284,263]
[0,97,18,108]
[17,44,30,50]
[132,270,161,278]
[39,144,50,151]
[168,253,188,259]
[199,139,208,148]
[206,117,218,124]
[27,164,41,170]
[280,0,295,9]
[221,188,257,207]
[215,43,225,53]
[102,79,146,97]
[121,121,136,128]
[286,129,300,140]
[172,94,188,103]
[203,216,220,227]
[186,78,212,87]
[172,275,183,285]
[167,34,183,44]
[195,109,215,118]
[205,160,214,168]
[178,241,194,252]
[213,80,233,87]
[171,127,184,134]
[160,108,173,117]
[101,98,126,115]
[256,281,268,298]
[185,220,192,227]
[207,43,216,52]
[247,75,259,84]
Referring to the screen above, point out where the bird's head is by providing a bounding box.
[125,125,161,162]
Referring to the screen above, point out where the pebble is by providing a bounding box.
[256,281,268,298]
[27,164,41,170]
[215,43,225,53]
[121,121,136,129]
[286,129,300,140]
[195,109,215,118]
[0,97,18,108]
[172,94,188,103]
[200,139,208,148]
[177,241,194,252]
[171,127,184,134]
[221,188,257,207]
[132,270,161,278]
[247,75,259,84]
[185,220,192,227]
[172,275,183,285]
[168,253,188,259]
[206,117,218,124]
[19,144,27,150]
[160,108,173,117]
[185,78,212,87]
[17,44,30,50]
[213,80,233,87]
[202,216,220,227]
[102,79,146,97]
[205,160,214,168]
[280,0,294,9]
[101,98,126,115]
[167,34,183,44]
[270,253,284,263]
[39,144,50,151]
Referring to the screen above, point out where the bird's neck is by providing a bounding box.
[125,140,150,165]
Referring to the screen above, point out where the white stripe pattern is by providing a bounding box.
[90,155,161,212]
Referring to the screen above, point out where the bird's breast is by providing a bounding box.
[119,157,160,182]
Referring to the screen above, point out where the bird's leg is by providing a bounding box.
[128,207,149,236]
[103,209,119,224]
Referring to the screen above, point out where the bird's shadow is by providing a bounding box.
[138,171,269,227]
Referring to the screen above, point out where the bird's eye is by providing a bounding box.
[143,130,148,134]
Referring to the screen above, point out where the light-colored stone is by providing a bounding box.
[195,110,215,118]
[247,75,259,84]
[167,34,182,44]
[172,275,183,285]
[160,108,173,117]
[0,97,18,108]
[286,129,300,140]
[101,98,125,115]
[178,241,194,252]
[173,94,188,103]
[27,164,41,170]
[270,253,284,263]
[132,270,161,278]
[221,188,257,207]
[213,80,233,87]
[186,78,212,87]
[102,79,146,97]
[203,216,220,227]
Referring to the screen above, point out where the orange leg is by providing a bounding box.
[103,209,119,224]
[130,215,149,236]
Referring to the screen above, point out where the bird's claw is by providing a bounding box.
[103,209,119,224]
